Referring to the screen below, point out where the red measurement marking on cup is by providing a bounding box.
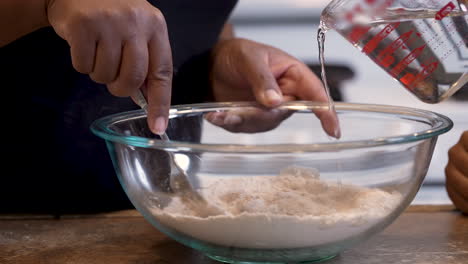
[353,4,364,13]
[344,0,395,24]
[376,30,414,68]
[344,4,365,23]
[435,2,456,20]
[348,26,371,44]
[406,61,440,89]
[400,72,416,87]
[390,45,426,77]
[362,22,400,54]
[344,0,397,45]
[375,0,396,15]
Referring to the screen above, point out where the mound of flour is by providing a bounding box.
[152,166,402,249]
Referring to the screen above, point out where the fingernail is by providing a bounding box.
[265,89,282,105]
[224,114,242,125]
[153,116,166,135]
[334,127,342,139]
[207,113,224,126]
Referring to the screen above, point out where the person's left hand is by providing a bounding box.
[208,38,340,138]
[446,131,468,214]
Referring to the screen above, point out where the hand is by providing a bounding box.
[445,131,468,214]
[46,0,172,134]
[204,106,294,133]
[209,38,340,138]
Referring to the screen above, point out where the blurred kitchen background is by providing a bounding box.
[228,0,468,204]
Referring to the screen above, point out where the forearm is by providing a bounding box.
[0,0,50,47]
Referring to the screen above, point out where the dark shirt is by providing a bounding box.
[0,0,237,213]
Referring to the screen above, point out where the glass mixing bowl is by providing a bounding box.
[91,101,452,264]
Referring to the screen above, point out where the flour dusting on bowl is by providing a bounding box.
[152,166,402,249]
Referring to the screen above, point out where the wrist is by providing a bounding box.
[42,0,54,27]
[0,0,52,46]
[208,39,230,100]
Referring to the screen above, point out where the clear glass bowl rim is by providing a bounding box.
[90,101,453,153]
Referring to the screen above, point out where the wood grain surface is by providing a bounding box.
[1,205,467,264]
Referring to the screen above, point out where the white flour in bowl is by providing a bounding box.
[152,166,402,249]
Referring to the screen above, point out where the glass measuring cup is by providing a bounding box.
[321,0,468,103]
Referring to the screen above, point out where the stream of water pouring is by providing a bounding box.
[317,21,340,140]
[317,23,333,109]
[318,21,343,184]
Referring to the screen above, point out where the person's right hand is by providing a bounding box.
[46,0,172,134]
[446,131,468,214]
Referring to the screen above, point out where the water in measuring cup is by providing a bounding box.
[322,8,468,103]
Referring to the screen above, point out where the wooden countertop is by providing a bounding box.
[1,205,467,264]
